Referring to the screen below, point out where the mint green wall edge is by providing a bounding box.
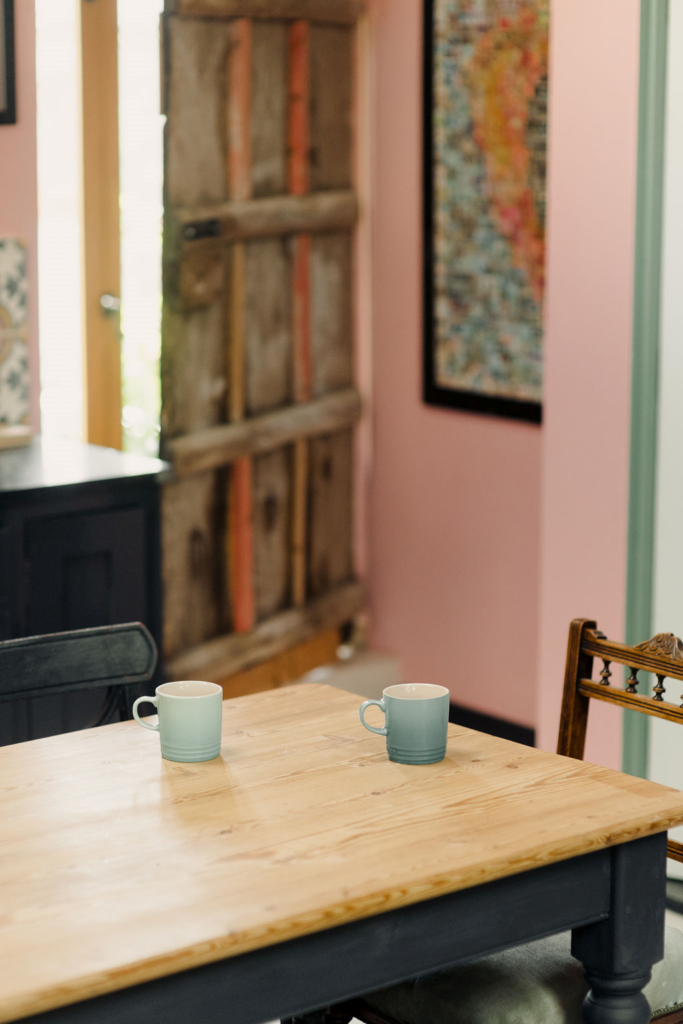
[623,0,669,778]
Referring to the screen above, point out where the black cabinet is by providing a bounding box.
[0,437,168,743]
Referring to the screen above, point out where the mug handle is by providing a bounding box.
[133,695,160,732]
[359,698,387,736]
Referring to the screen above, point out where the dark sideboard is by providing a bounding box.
[0,437,169,744]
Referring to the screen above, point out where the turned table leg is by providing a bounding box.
[580,971,653,1024]
[572,832,667,1024]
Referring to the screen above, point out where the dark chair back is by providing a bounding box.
[0,622,158,739]
[558,618,683,863]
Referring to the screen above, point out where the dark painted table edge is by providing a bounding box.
[0,472,172,505]
[0,439,171,502]
[14,835,668,1024]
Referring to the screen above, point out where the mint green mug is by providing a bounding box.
[359,683,450,764]
[133,680,223,762]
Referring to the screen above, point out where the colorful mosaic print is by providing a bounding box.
[0,238,29,424]
[427,0,548,414]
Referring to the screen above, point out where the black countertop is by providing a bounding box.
[0,437,170,495]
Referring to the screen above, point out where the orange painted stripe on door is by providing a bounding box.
[288,20,310,197]
[227,16,255,632]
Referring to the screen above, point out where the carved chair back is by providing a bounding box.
[0,622,158,738]
[558,617,683,863]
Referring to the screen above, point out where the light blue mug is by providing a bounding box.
[133,680,223,763]
[359,683,450,764]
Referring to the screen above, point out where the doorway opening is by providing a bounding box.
[35,0,164,455]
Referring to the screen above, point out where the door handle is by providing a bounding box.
[99,293,121,316]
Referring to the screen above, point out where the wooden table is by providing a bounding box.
[2,684,683,1024]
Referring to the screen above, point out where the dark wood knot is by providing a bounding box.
[188,528,208,578]
[263,493,278,532]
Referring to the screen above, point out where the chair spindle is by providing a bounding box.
[626,667,639,694]
[653,674,667,702]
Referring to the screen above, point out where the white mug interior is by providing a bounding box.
[157,680,222,698]
[383,683,449,700]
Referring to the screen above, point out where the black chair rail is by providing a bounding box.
[0,622,158,702]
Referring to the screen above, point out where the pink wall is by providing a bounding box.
[365,0,542,728]
[0,0,39,427]
[365,0,641,744]
[537,0,640,763]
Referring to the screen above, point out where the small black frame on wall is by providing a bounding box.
[0,0,15,126]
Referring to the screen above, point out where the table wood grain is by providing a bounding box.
[2,683,683,1023]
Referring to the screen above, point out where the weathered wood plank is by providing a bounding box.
[251,22,288,197]
[172,190,358,246]
[228,18,252,202]
[253,447,292,621]
[310,232,353,396]
[292,439,308,606]
[288,19,312,609]
[307,428,353,597]
[166,579,364,680]
[245,238,293,415]
[163,245,226,311]
[310,25,353,191]
[292,235,311,402]
[165,0,363,25]
[168,386,361,475]
[217,627,339,696]
[164,17,230,208]
[161,301,226,439]
[162,473,224,658]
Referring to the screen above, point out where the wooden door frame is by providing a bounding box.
[78,0,122,450]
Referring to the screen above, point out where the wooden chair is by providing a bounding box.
[0,622,158,742]
[288,619,683,1024]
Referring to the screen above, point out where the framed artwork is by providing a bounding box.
[423,0,548,423]
[0,0,15,126]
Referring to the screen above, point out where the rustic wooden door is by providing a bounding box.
[161,0,364,684]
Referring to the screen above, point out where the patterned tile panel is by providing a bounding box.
[0,238,29,424]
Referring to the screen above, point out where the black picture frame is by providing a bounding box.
[422,0,542,425]
[0,0,16,126]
